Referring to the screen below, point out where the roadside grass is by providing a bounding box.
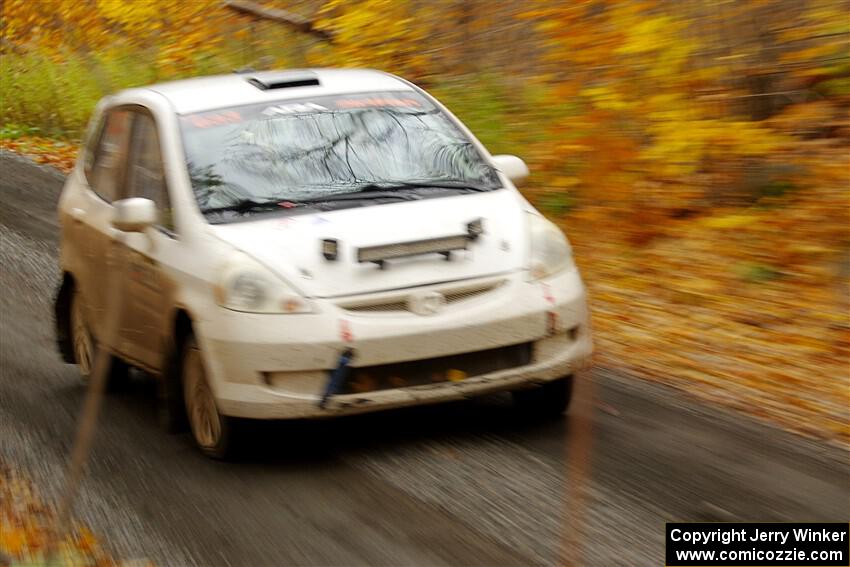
[2,51,116,140]
[1,44,259,140]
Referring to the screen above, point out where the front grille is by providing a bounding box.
[342,342,532,394]
[338,279,504,314]
[341,300,408,313]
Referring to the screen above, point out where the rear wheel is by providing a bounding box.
[70,290,95,382]
[69,290,129,388]
[181,335,235,459]
[512,376,573,417]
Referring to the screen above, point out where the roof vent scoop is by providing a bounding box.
[246,72,320,91]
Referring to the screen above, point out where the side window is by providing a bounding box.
[126,113,174,232]
[89,109,133,202]
[83,114,105,180]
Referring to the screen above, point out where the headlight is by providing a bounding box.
[214,254,312,314]
[528,213,575,280]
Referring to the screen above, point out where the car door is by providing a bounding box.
[72,108,133,348]
[116,108,178,371]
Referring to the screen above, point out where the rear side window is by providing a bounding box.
[89,109,133,202]
[82,114,104,179]
[126,113,173,231]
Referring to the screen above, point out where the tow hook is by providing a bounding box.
[319,347,355,409]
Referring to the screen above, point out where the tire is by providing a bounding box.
[181,334,236,459]
[70,289,95,383]
[69,289,129,390]
[512,376,574,417]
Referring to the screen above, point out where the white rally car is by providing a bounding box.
[54,69,592,458]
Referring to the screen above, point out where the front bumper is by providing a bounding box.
[196,268,592,419]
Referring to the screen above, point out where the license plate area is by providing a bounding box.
[343,342,532,394]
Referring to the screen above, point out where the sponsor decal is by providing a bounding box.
[188,110,242,129]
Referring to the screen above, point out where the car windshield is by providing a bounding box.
[179,91,501,219]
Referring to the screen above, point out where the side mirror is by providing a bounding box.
[491,155,529,187]
[112,198,157,232]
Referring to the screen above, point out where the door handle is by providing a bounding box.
[69,207,85,224]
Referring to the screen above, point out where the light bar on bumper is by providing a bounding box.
[357,234,470,265]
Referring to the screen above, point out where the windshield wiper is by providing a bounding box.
[201,198,285,215]
[201,179,498,216]
[296,190,423,204]
[353,179,497,193]
[202,192,419,218]
[274,180,496,207]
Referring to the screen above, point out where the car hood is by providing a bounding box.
[207,189,529,298]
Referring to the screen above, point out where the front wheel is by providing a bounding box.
[512,376,573,417]
[181,335,235,459]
